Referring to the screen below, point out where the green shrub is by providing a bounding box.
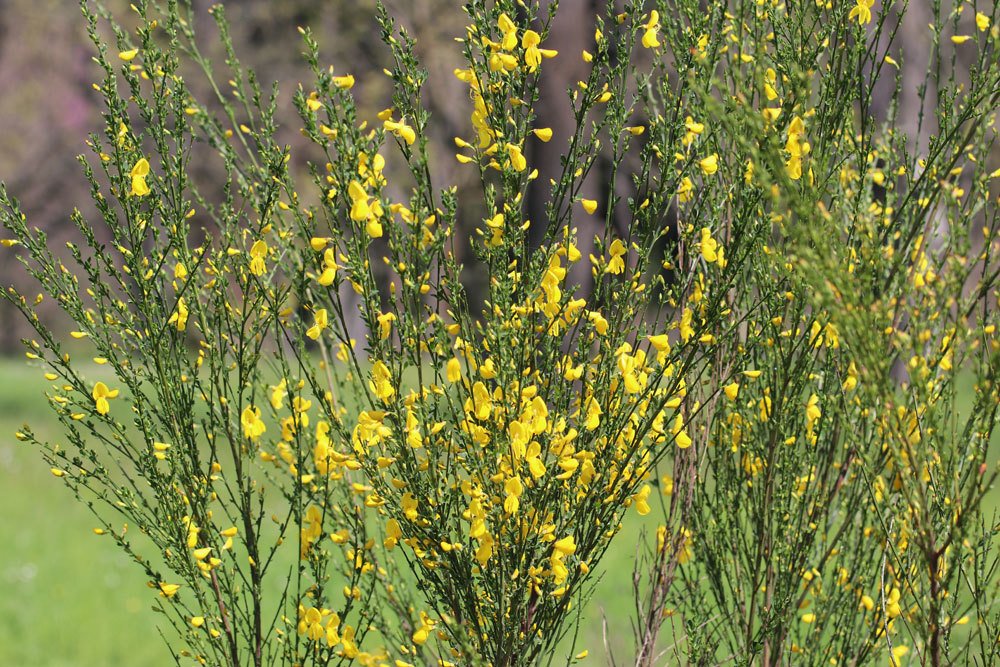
[3,0,999,665]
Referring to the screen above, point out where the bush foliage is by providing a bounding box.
[2,0,1000,665]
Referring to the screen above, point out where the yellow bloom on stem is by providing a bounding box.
[532,127,553,142]
[241,405,266,441]
[506,143,527,172]
[384,518,402,549]
[522,30,543,71]
[306,308,329,340]
[157,582,181,598]
[848,0,874,26]
[785,116,808,180]
[581,198,598,215]
[401,492,418,521]
[348,180,372,223]
[270,379,287,410]
[370,361,395,402]
[699,154,719,176]
[700,227,719,263]
[634,484,652,515]
[607,238,627,274]
[470,381,492,421]
[384,118,416,145]
[248,240,268,276]
[588,311,608,336]
[677,176,694,202]
[168,296,189,332]
[92,381,119,416]
[317,249,338,286]
[648,334,671,353]
[376,312,396,340]
[118,49,139,61]
[503,476,523,514]
[498,13,518,51]
[553,535,576,557]
[446,357,462,383]
[641,11,661,49]
[332,74,355,89]
[129,158,150,197]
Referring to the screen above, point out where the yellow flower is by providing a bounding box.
[588,311,609,337]
[679,307,694,342]
[581,199,598,215]
[270,379,287,410]
[648,334,671,353]
[241,406,266,441]
[532,127,553,142]
[158,582,181,598]
[168,296,188,332]
[412,611,435,645]
[498,13,518,51]
[699,154,719,176]
[306,94,323,112]
[332,74,355,89]
[306,308,329,340]
[129,158,151,197]
[446,357,462,383]
[976,13,990,32]
[805,393,821,427]
[348,181,372,223]
[607,239,627,274]
[641,11,661,49]
[683,116,705,145]
[699,227,719,263]
[553,535,576,557]
[522,30,543,71]
[950,35,971,45]
[384,518,402,549]
[764,68,779,101]
[92,381,119,416]
[503,476,523,514]
[785,116,808,181]
[506,143,527,172]
[848,0,875,26]
[470,381,492,421]
[317,249,339,286]
[370,361,395,402]
[634,484,652,515]
[118,49,139,61]
[801,612,816,624]
[401,492,418,521]
[249,240,268,276]
[677,176,694,203]
[376,312,396,340]
[384,118,416,145]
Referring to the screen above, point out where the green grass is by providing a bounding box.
[1,357,995,665]
[0,361,165,666]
